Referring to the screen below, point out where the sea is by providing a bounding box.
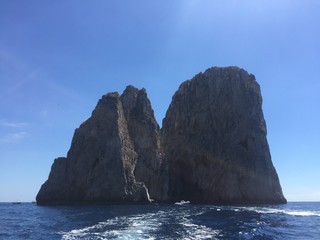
[0,202,319,239]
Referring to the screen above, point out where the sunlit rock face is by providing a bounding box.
[37,66,286,205]
[161,66,286,204]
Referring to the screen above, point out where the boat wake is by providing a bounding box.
[59,204,320,239]
[60,207,220,240]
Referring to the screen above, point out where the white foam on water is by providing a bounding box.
[60,212,160,240]
[284,210,320,217]
[176,209,221,240]
[180,220,220,240]
[235,206,320,217]
[60,207,220,239]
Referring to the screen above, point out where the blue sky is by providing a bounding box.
[0,0,319,202]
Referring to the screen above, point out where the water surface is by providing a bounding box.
[0,202,319,239]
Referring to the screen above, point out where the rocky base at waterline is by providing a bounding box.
[36,66,286,205]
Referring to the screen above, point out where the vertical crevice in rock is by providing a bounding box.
[121,86,169,201]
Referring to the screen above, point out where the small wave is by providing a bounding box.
[181,221,220,240]
[285,210,320,217]
[237,207,320,217]
[261,208,320,217]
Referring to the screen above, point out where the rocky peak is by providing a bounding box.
[121,85,139,114]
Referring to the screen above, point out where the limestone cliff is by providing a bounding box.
[120,86,169,201]
[162,66,286,204]
[37,87,166,204]
[37,66,286,205]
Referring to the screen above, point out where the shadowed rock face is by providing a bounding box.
[36,157,69,204]
[37,88,167,204]
[161,66,286,204]
[37,66,286,205]
[120,86,169,201]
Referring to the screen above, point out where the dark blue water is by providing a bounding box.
[0,202,319,239]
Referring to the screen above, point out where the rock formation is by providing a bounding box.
[120,86,169,201]
[162,66,286,204]
[37,66,286,205]
[37,86,167,204]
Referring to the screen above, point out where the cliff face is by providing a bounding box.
[37,66,286,205]
[162,66,286,204]
[120,86,169,201]
[36,157,69,204]
[37,86,167,204]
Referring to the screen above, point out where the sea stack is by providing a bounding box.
[37,66,286,205]
[36,87,168,204]
[162,66,286,204]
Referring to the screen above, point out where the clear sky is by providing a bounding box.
[0,0,319,202]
